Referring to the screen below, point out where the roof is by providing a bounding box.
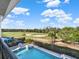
[0,0,19,21]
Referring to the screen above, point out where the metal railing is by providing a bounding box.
[0,38,18,59]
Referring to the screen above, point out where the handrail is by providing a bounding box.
[0,38,18,59]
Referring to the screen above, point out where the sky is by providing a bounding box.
[1,0,79,29]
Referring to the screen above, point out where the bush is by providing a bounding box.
[25,38,33,44]
[15,37,25,43]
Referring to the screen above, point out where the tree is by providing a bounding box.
[48,31,57,45]
[58,27,79,44]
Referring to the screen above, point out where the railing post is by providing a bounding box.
[0,15,3,38]
[0,38,18,59]
[0,38,4,59]
[0,17,2,38]
[0,16,2,59]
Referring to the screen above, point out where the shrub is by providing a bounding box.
[25,38,33,44]
[15,37,25,43]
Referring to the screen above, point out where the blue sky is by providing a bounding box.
[2,0,79,29]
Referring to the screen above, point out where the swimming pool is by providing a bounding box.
[15,47,62,59]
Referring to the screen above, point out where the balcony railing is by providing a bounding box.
[0,38,18,59]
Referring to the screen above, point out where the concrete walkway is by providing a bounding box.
[55,42,79,50]
[32,38,79,51]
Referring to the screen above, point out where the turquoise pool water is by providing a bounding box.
[15,47,61,59]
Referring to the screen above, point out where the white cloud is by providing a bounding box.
[2,18,26,29]
[2,18,14,28]
[64,0,70,4]
[26,12,30,16]
[73,18,79,25]
[41,9,72,23]
[41,9,53,17]
[49,22,74,28]
[15,20,26,27]
[43,0,61,7]
[40,18,50,23]
[7,15,12,18]
[45,22,65,28]
[12,7,29,15]
[43,0,50,2]
[2,18,14,25]
[49,22,58,27]
[43,0,70,8]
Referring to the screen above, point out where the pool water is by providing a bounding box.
[15,47,61,59]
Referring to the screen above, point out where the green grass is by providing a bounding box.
[2,32,50,44]
[2,32,48,38]
[2,32,25,38]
